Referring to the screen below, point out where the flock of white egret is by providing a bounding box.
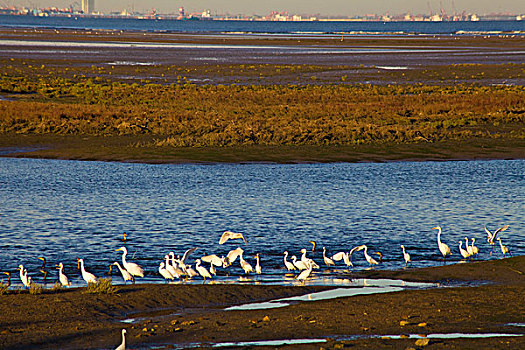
[7,225,513,289]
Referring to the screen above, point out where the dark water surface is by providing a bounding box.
[1,15,524,34]
[0,158,523,287]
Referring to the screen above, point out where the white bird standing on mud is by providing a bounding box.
[18,264,31,288]
[219,231,248,245]
[116,247,144,281]
[433,226,451,259]
[77,258,98,285]
[115,329,126,350]
[112,262,133,284]
[56,262,71,287]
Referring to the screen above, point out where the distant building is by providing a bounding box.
[82,0,94,14]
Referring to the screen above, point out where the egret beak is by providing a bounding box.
[432,227,438,230]
[37,257,45,261]
[115,248,122,252]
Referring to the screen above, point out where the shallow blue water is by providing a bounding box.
[0,158,523,287]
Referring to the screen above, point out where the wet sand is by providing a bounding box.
[1,256,523,349]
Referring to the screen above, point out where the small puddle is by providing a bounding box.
[506,323,525,327]
[226,279,435,311]
[381,333,524,339]
[211,338,327,347]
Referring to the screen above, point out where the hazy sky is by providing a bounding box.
[20,1,525,16]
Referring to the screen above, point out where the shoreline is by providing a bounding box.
[1,256,523,349]
[1,135,524,165]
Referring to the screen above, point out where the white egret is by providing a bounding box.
[180,247,198,266]
[433,226,451,259]
[361,245,379,266]
[300,248,319,269]
[112,262,133,284]
[322,247,335,267]
[239,251,253,274]
[185,264,199,278]
[332,251,352,267]
[471,238,479,256]
[209,263,217,276]
[296,261,313,282]
[254,253,262,274]
[158,262,174,282]
[56,263,71,287]
[401,245,411,266]
[291,255,307,270]
[459,241,470,259]
[332,245,361,267]
[201,254,227,268]
[226,247,244,265]
[496,237,510,257]
[195,259,212,281]
[116,247,144,281]
[115,329,126,350]
[168,253,185,278]
[77,258,98,285]
[485,224,509,245]
[165,254,183,278]
[219,231,247,245]
[18,264,31,288]
[283,251,296,271]
[465,237,474,256]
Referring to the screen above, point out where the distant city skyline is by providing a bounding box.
[8,1,525,16]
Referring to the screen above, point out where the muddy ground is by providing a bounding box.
[0,256,523,349]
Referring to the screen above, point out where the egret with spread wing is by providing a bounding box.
[219,231,247,245]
